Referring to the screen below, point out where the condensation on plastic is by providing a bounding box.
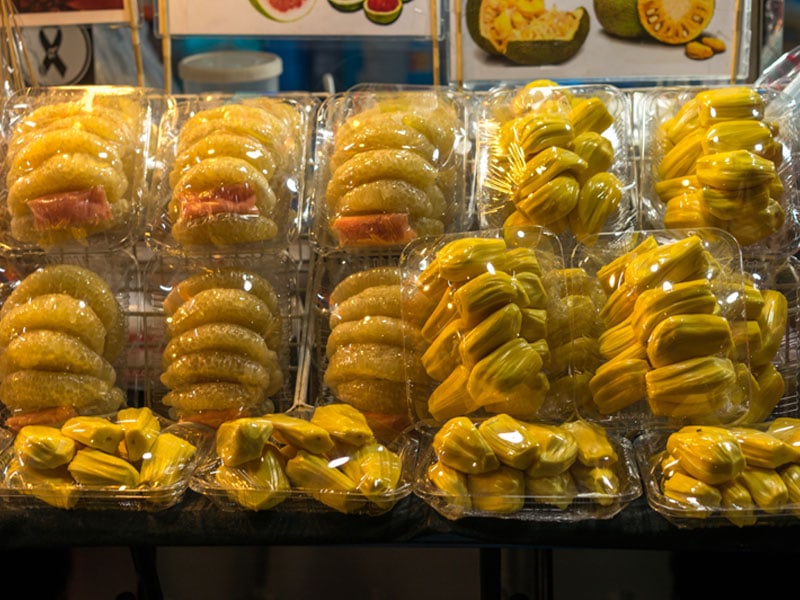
[146,93,316,256]
[571,228,753,433]
[473,83,637,254]
[637,85,800,260]
[310,85,472,250]
[0,86,157,252]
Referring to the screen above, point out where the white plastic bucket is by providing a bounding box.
[178,50,283,94]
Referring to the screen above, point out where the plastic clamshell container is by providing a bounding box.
[310,85,472,251]
[141,249,302,425]
[145,93,315,256]
[398,226,577,429]
[0,85,156,252]
[414,416,642,522]
[189,405,417,515]
[0,410,212,511]
[473,82,637,254]
[637,84,800,261]
[0,247,139,426]
[570,228,759,433]
[635,422,800,528]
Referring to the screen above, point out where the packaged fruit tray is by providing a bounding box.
[189,404,417,515]
[414,414,641,522]
[635,420,800,528]
[637,85,800,261]
[309,85,472,251]
[473,82,637,252]
[0,407,213,511]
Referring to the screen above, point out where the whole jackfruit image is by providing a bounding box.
[467,465,525,514]
[666,425,745,486]
[432,416,500,474]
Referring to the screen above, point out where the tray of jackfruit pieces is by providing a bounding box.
[189,403,417,515]
[0,406,213,511]
[637,84,800,261]
[413,414,641,521]
[635,419,800,528]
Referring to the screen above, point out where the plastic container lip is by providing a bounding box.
[178,50,283,84]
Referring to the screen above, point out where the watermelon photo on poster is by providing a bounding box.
[11,0,128,26]
[456,0,743,84]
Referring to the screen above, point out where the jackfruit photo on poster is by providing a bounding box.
[455,0,740,83]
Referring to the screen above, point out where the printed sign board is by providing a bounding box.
[11,0,128,27]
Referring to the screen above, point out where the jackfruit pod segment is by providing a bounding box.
[729,319,763,362]
[623,235,708,295]
[60,416,124,455]
[735,283,766,321]
[779,463,800,513]
[701,184,770,221]
[416,256,447,300]
[117,407,161,463]
[421,287,458,342]
[657,128,704,180]
[646,357,737,418]
[402,285,439,330]
[525,470,577,510]
[571,463,620,506]
[432,416,499,474]
[512,271,548,309]
[529,338,551,368]
[595,236,659,296]
[549,336,602,376]
[285,450,363,514]
[662,471,722,517]
[718,476,758,526]
[519,308,548,343]
[216,417,273,467]
[598,319,646,361]
[738,466,789,513]
[426,460,471,510]
[68,448,139,488]
[263,414,334,454]
[589,357,649,415]
[702,119,776,157]
[655,175,700,204]
[516,175,580,226]
[310,403,374,447]
[501,246,542,277]
[729,361,758,423]
[666,425,745,485]
[139,432,197,487]
[6,457,79,509]
[428,365,482,423]
[14,425,76,470]
[481,371,549,422]
[568,97,614,136]
[660,453,686,479]
[467,465,525,514]
[767,416,800,449]
[458,304,521,370]
[572,131,614,183]
[453,271,520,329]
[548,294,599,348]
[750,289,788,367]
[523,424,578,477]
[659,98,700,145]
[570,172,624,241]
[552,267,597,299]
[436,237,508,284]
[512,112,575,158]
[736,363,784,425]
[729,427,800,469]
[664,191,721,230]
[215,445,290,510]
[695,86,765,127]
[339,441,402,507]
[630,278,717,345]
[515,146,588,200]
[467,338,543,402]
[725,198,785,246]
[547,372,592,416]
[477,413,539,470]
[646,313,734,368]
[599,282,638,329]
[560,420,618,467]
[695,150,776,191]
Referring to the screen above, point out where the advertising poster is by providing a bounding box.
[452,0,751,85]
[11,0,129,26]
[166,0,434,37]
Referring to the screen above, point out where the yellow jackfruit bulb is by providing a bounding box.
[703,118,776,157]
[729,427,800,469]
[467,338,544,406]
[571,463,620,506]
[726,198,785,246]
[596,235,659,295]
[515,146,587,200]
[426,460,471,510]
[655,175,700,203]
[421,287,458,342]
[660,97,699,145]
[572,131,614,182]
[423,317,464,380]
[459,303,522,369]
[598,319,646,361]
[416,256,446,299]
[695,150,776,191]
[519,308,548,343]
[477,413,539,470]
[695,86,765,127]
[310,403,375,447]
[523,423,579,477]
[14,425,77,470]
[569,172,623,240]
[646,313,734,368]
[467,465,525,514]
[664,190,721,229]
[560,420,618,467]
[738,466,789,513]
[116,407,162,463]
[623,235,707,294]
[432,416,499,474]
[750,289,788,367]
[589,357,649,415]
[68,448,139,488]
[718,476,757,527]
[340,441,402,508]
[662,471,722,517]
[216,417,274,467]
[553,267,598,298]
[525,470,578,510]
[666,425,745,485]
[549,336,602,376]
[779,463,800,514]
[568,96,614,135]
[481,371,549,422]
[512,271,548,309]
[139,432,197,488]
[646,356,737,418]
[501,246,542,277]
[658,128,705,180]
[660,453,685,479]
[215,445,290,511]
[729,361,758,422]
[548,294,600,349]
[61,416,124,455]
[630,278,717,345]
[5,457,79,509]
[285,450,363,514]
[453,271,519,329]
[730,319,763,362]
[599,282,638,328]
[436,237,508,283]
[767,416,800,449]
[516,175,580,226]
[736,283,766,321]
[701,183,771,221]
[428,365,482,423]
[742,362,786,424]
[516,112,575,157]
[264,413,334,454]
